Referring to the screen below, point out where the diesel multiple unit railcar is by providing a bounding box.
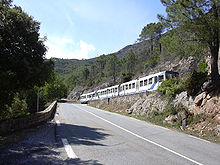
[80,71,178,103]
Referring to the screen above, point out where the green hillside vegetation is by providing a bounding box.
[54,25,206,93]
[0,1,67,120]
[54,0,220,97]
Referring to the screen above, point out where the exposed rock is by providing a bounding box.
[214,125,220,136]
[199,97,220,117]
[173,92,194,111]
[164,115,178,125]
[67,86,84,101]
[194,92,206,106]
[129,99,145,115]
[128,93,168,116]
[146,56,198,76]
[214,114,220,124]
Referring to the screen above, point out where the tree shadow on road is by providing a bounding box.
[56,123,111,146]
[0,122,106,165]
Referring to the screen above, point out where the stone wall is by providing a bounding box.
[0,101,57,135]
[89,92,147,106]
[89,92,168,116]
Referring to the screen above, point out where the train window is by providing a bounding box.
[149,78,153,84]
[159,75,164,82]
[132,83,135,88]
[166,74,171,80]
[144,79,147,86]
[172,73,178,78]
[115,88,117,92]
[125,84,128,90]
[129,84,131,89]
[154,76,158,83]
[140,81,143,87]
[122,86,124,90]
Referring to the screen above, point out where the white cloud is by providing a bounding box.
[45,37,96,59]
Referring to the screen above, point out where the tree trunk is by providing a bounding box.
[150,39,153,54]
[159,43,162,54]
[209,0,220,85]
[210,45,220,84]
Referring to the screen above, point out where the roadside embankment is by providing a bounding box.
[88,91,220,143]
[0,101,57,135]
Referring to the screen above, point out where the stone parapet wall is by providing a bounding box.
[0,101,57,135]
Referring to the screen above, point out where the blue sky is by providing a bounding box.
[13,0,166,59]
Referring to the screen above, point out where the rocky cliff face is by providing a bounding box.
[145,56,198,76]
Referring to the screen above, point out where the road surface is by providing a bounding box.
[0,103,220,165]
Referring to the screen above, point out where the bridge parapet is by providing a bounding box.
[0,101,57,135]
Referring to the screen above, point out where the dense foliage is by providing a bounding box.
[0,1,67,120]
[159,0,220,85]
[158,78,183,98]
[158,60,208,98]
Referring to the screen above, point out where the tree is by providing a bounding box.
[105,55,119,83]
[138,22,164,53]
[0,1,53,109]
[160,30,205,57]
[158,0,220,89]
[126,50,137,73]
[40,75,68,102]
[82,67,90,81]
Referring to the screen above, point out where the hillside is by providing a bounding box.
[52,58,96,78]
[53,36,202,93]
[52,40,153,78]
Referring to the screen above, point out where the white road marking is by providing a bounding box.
[188,135,211,143]
[61,138,78,159]
[56,120,61,126]
[153,124,170,131]
[77,106,204,165]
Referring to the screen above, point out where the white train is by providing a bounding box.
[80,71,178,103]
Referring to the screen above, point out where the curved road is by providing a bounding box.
[55,103,220,165]
[0,103,219,165]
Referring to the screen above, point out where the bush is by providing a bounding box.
[197,59,208,73]
[183,70,208,96]
[0,94,29,120]
[157,78,183,98]
[148,104,183,126]
[121,72,134,83]
[186,114,206,125]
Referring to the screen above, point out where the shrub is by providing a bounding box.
[0,94,29,120]
[183,70,208,96]
[197,59,208,73]
[157,78,183,98]
[121,72,134,83]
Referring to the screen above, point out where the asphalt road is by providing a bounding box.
[55,103,220,165]
[0,103,219,165]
